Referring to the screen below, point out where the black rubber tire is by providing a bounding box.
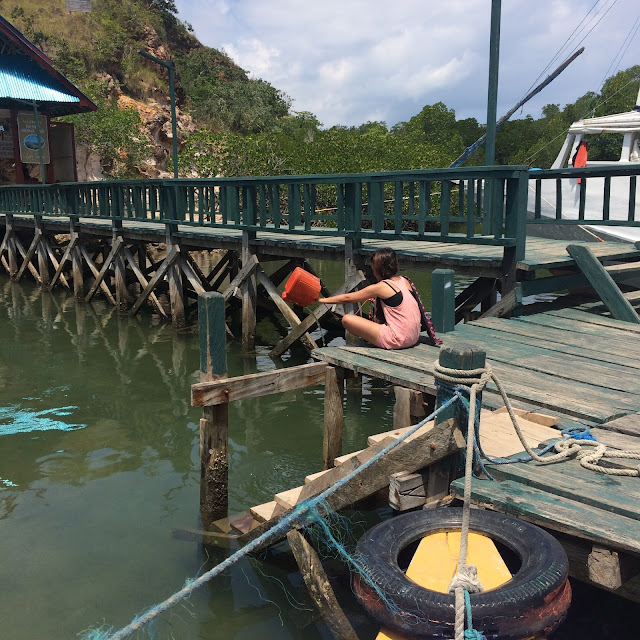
[353,508,571,640]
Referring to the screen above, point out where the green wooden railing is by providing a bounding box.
[528,165,640,225]
[0,166,529,259]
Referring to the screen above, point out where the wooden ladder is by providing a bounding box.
[567,244,640,323]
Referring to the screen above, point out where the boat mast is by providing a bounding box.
[485,0,501,166]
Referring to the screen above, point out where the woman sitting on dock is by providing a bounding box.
[318,248,436,349]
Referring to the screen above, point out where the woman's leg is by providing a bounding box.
[341,314,383,347]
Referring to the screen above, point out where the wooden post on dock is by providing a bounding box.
[323,366,344,469]
[431,269,455,334]
[429,343,486,505]
[198,291,229,527]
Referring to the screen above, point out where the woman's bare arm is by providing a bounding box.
[318,282,387,305]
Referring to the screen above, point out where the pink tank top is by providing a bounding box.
[378,278,421,349]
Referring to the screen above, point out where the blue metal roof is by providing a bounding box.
[0,54,80,103]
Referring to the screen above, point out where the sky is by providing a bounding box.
[173,0,640,129]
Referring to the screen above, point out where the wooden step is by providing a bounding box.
[333,449,364,465]
[250,500,285,523]
[274,485,305,509]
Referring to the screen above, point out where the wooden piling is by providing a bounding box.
[70,217,84,298]
[198,291,229,527]
[113,220,128,312]
[166,224,185,328]
[323,366,345,469]
[241,230,257,351]
[429,343,486,505]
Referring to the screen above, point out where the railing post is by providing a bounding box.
[502,170,528,296]
[431,269,455,333]
[198,291,229,527]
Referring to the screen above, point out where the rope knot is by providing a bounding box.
[433,361,492,392]
[448,564,483,595]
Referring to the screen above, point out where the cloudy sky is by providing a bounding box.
[173,0,640,128]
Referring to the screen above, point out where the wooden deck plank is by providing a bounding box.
[600,413,640,437]
[315,345,633,422]
[516,314,640,350]
[438,326,640,394]
[485,460,640,520]
[472,317,640,362]
[546,308,640,334]
[450,478,640,555]
[454,322,640,372]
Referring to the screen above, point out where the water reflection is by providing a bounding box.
[0,273,396,640]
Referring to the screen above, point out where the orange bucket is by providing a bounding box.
[282,267,321,306]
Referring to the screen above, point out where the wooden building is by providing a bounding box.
[0,15,96,185]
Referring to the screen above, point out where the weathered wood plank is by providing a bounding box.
[451,478,640,555]
[454,321,640,372]
[80,245,116,305]
[123,246,167,318]
[600,413,640,437]
[221,253,259,302]
[323,366,344,469]
[192,361,327,406]
[568,244,640,322]
[486,459,640,520]
[84,236,124,302]
[286,530,359,640]
[130,247,179,314]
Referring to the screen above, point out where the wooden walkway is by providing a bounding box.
[312,306,640,600]
[9,214,640,275]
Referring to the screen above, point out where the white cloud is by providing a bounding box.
[174,0,640,127]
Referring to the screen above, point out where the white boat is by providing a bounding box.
[527,85,640,243]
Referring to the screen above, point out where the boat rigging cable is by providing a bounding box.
[81,361,640,640]
[523,0,619,100]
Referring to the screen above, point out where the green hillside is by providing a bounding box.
[2,2,639,181]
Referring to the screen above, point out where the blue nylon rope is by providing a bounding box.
[464,590,487,640]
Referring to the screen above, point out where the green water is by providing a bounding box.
[1,263,638,640]
[0,260,399,640]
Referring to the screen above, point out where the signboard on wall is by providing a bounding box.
[17,112,50,164]
[0,114,14,160]
[66,0,91,11]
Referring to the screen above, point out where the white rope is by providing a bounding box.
[433,358,640,640]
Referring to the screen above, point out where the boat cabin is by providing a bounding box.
[552,86,640,169]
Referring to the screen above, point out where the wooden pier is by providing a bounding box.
[4,165,640,618]
[190,300,640,609]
